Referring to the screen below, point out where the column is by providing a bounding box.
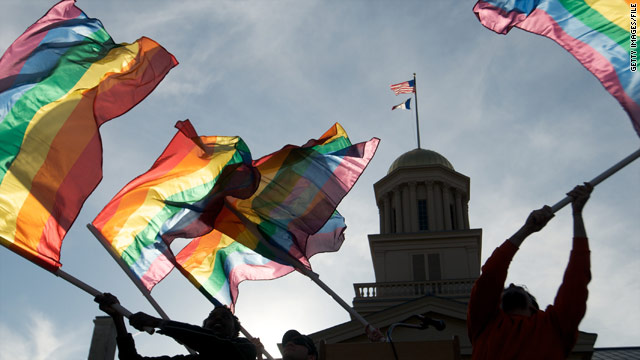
[455,190,464,230]
[427,181,436,231]
[383,193,391,234]
[87,316,117,360]
[463,195,470,229]
[434,182,443,231]
[408,181,418,232]
[402,185,411,232]
[393,187,403,233]
[442,186,452,230]
[378,200,385,234]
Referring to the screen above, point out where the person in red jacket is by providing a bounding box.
[467,183,593,360]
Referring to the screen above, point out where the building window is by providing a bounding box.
[418,199,428,231]
[412,254,426,281]
[428,253,442,280]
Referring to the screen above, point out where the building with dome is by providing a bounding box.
[308,148,598,360]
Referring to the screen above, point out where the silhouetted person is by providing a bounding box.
[467,183,593,360]
[280,330,317,360]
[95,293,256,360]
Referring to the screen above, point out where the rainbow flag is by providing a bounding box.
[0,0,177,271]
[474,0,640,136]
[173,124,378,309]
[174,211,346,309]
[210,123,379,271]
[92,122,378,309]
[91,120,255,290]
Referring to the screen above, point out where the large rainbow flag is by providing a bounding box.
[91,120,255,290]
[92,122,378,309]
[474,0,640,137]
[210,123,379,271]
[166,124,378,309]
[0,0,177,271]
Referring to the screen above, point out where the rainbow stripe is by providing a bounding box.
[213,123,379,269]
[0,0,177,271]
[91,120,254,290]
[177,124,378,309]
[474,0,640,136]
[175,210,346,310]
[92,122,378,309]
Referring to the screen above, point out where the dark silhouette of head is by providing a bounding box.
[202,305,241,338]
[501,283,539,316]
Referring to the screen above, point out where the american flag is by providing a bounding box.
[390,79,415,95]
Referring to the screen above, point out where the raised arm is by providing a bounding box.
[467,206,554,341]
[553,183,593,352]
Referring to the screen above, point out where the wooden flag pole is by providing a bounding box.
[413,73,421,149]
[223,203,373,331]
[550,147,640,213]
[87,224,275,360]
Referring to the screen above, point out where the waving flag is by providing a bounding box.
[474,0,640,136]
[93,122,378,309]
[390,80,416,95]
[170,123,377,309]
[208,124,379,271]
[91,120,255,290]
[0,0,177,271]
[174,211,346,309]
[392,98,411,111]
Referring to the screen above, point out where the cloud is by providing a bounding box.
[0,311,86,360]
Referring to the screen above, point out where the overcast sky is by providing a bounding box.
[1,1,638,359]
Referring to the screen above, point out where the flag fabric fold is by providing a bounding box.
[211,124,379,270]
[390,80,416,95]
[91,120,254,290]
[174,210,346,309]
[0,0,177,271]
[474,0,640,137]
[392,98,411,110]
[92,121,379,310]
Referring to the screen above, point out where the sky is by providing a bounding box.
[0,1,638,359]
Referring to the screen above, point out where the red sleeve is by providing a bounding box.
[551,237,591,353]
[467,240,518,342]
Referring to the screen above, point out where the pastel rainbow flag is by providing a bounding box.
[474,0,640,136]
[0,0,177,271]
[210,123,379,271]
[91,120,255,290]
[174,211,346,309]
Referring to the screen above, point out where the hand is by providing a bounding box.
[568,182,593,215]
[249,337,265,359]
[129,312,162,331]
[522,205,554,234]
[365,325,386,342]
[94,293,120,317]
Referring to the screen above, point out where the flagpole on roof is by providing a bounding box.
[413,73,421,149]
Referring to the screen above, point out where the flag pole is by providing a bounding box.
[54,268,134,317]
[413,73,421,149]
[87,224,275,360]
[87,224,171,319]
[223,203,374,332]
[550,147,640,213]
